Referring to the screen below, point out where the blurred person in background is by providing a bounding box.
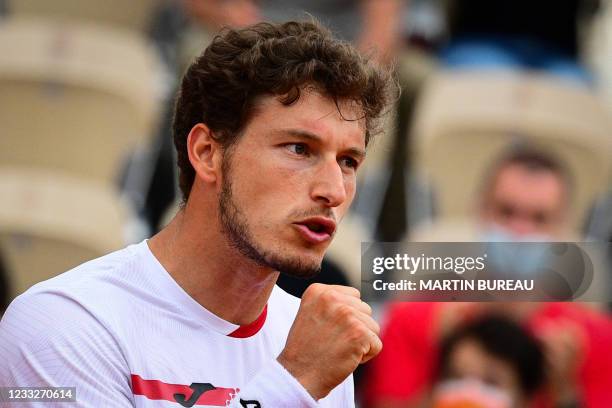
[478,147,572,241]
[362,147,612,408]
[377,0,604,242]
[432,315,546,408]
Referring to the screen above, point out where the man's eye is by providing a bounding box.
[287,143,309,155]
[340,157,359,170]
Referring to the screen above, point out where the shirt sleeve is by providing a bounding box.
[226,359,355,407]
[226,359,318,408]
[0,290,134,407]
[336,371,355,407]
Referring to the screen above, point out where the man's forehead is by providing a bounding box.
[255,90,366,141]
[259,87,364,120]
[494,164,565,190]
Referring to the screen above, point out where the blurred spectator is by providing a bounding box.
[362,148,612,407]
[478,147,571,239]
[433,315,545,408]
[363,300,612,407]
[375,0,604,241]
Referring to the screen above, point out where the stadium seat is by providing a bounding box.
[6,0,163,33]
[410,70,612,232]
[0,167,130,298]
[0,17,163,185]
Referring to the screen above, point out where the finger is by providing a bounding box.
[346,310,380,336]
[337,293,372,315]
[327,285,361,298]
[360,332,383,364]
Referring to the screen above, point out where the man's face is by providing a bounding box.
[481,163,567,237]
[218,89,365,278]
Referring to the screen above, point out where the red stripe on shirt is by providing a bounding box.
[228,304,267,338]
[131,374,238,406]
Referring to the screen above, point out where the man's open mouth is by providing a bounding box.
[293,217,336,244]
[298,217,335,234]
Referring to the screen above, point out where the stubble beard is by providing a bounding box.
[218,155,322,279]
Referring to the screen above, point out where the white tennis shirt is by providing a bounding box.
[0,241,353,407]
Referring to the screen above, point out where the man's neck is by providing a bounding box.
[147,206,279,326]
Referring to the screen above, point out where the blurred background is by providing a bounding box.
[0,0,611,406]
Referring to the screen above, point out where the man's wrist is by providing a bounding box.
[231,359,318,407]
[277,353,325,401]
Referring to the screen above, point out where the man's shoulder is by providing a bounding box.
[0,247,137,397]
[1,242,145,339]
[18,242,142,304]
[0,243,149,372]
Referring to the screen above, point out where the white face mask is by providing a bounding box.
[432,378,514,408]
[479,224,553,276]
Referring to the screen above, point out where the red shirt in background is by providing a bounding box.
[362,302,612,407]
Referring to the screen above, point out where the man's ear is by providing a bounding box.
[186,123,222,184]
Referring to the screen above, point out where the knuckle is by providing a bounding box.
[372,336,383,354]
[348,322,368,340]
[303,283,323,298]
[321,288,340,305]
[336,304,354,319]
[370,318,381,334]
[346,329,365,347]
[347,286,361,298]
[310,283,325,291]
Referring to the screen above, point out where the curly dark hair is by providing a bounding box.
[172,20,393,201]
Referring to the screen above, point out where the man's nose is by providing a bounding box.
[310,157,348,207]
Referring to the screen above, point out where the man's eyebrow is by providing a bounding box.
[277,128,323,142]
[277,128,366,160]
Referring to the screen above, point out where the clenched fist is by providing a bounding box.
[277,284,382,400]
